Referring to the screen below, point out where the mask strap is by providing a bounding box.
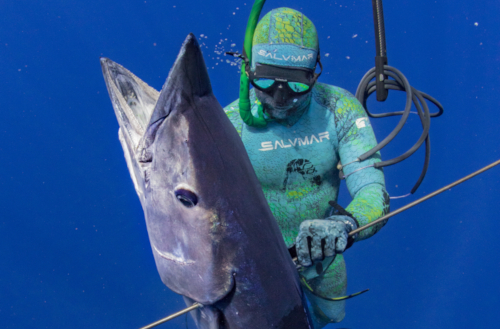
[225,51,251,75]
[312,52,323,83]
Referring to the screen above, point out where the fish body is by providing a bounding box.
[101,34,310,328]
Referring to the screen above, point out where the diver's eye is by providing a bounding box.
[174,189,198,208]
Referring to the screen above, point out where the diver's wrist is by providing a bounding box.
[328,215,359,243]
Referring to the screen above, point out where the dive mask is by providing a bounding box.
[249,62,322,96]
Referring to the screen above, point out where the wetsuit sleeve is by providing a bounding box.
[335,94,390,242]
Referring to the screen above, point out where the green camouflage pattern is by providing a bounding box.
[253,7,318,49]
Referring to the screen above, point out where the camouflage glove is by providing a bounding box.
[296,215,358,267]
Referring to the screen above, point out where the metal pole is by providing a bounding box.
[139,303,202,329]
[350,159,500,236]
[372,0,389,101]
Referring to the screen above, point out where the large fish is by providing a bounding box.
[100,34,311,329]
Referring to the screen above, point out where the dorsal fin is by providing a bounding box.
[147,33,212,126]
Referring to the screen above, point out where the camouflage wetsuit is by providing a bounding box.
[224,7,390,327]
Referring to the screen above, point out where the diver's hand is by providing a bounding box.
[296,216,358,267]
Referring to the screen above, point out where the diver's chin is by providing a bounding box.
[266,110,289,120]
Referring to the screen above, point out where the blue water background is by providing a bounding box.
[1,0,499,328]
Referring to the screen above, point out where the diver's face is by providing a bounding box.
[255,88,311,120]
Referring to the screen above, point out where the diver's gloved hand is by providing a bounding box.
[296,216,358,267]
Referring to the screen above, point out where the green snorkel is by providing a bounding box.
[239,0,267,128]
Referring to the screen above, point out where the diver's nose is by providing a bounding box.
[273,83,287,106]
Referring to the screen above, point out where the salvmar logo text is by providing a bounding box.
[257,50,314,63]
[259,132,330,151]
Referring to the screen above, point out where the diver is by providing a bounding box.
[224,8,390,328]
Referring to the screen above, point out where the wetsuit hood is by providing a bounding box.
[251,8,319,71]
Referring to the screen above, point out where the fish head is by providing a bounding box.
[101,34,312,328]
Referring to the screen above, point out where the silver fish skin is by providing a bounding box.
[101,33,311,329]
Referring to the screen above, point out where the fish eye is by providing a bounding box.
[174,188,198,208]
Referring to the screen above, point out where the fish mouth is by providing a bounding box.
[152,244,195,265]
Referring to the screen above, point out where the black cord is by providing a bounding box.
[356,65,443,193]
[354,0,444,194]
